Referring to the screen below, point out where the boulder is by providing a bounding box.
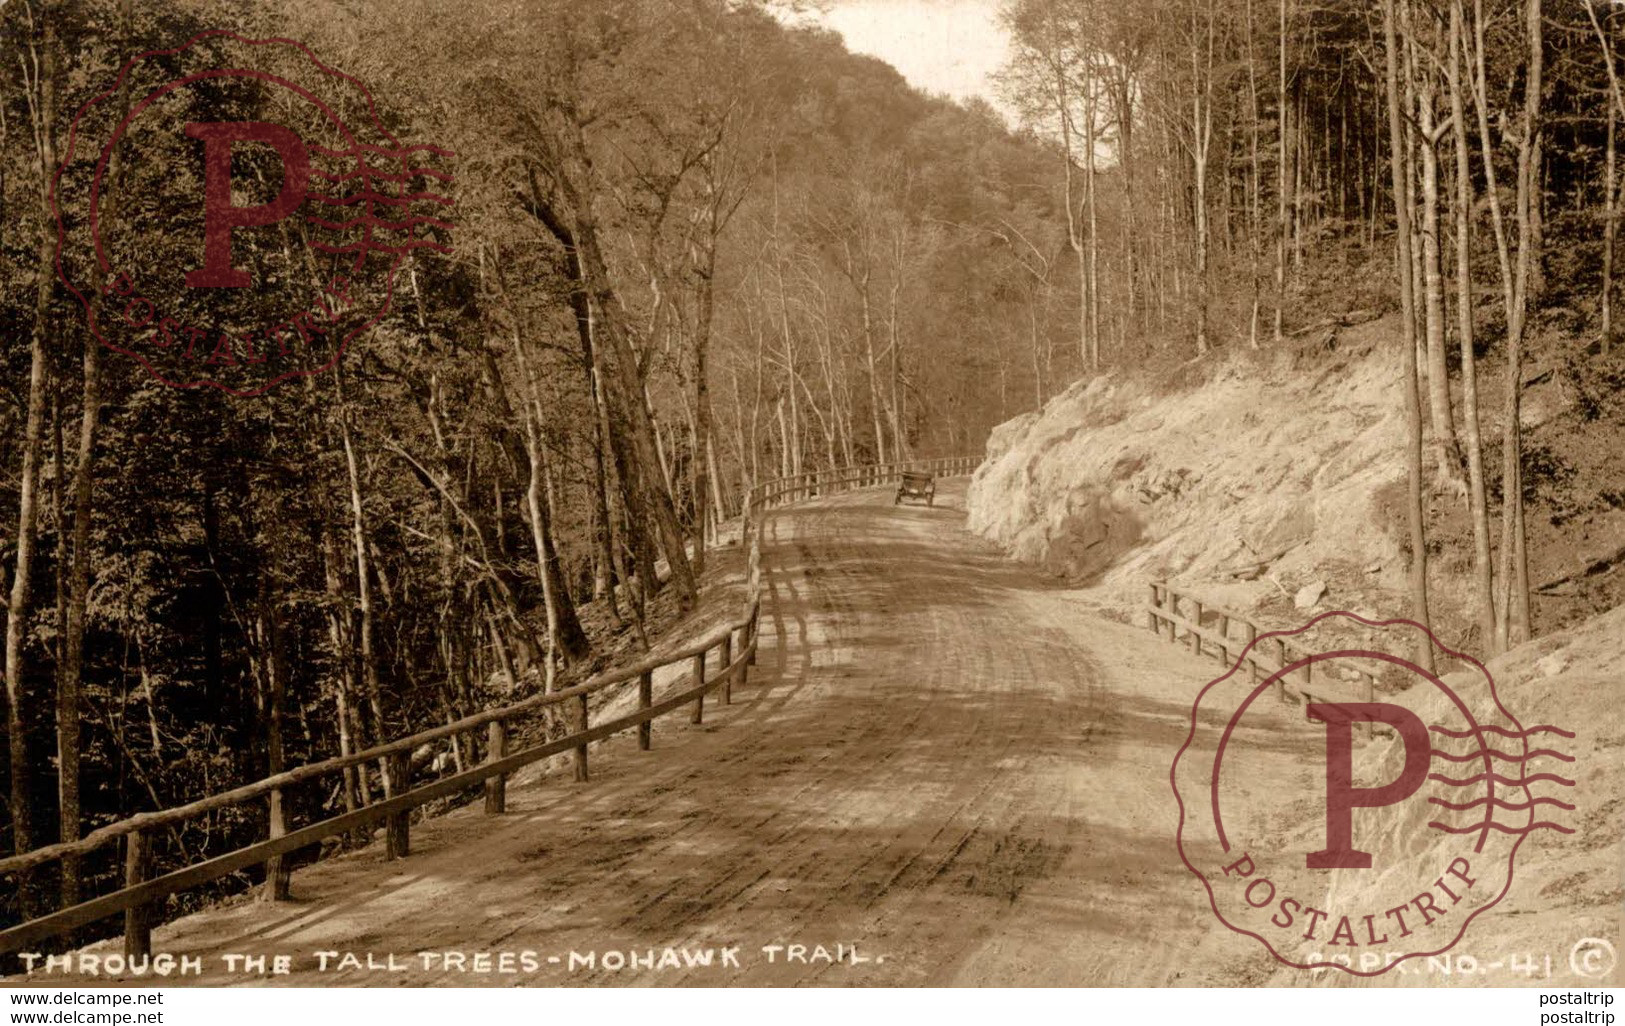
[1294,579,1327,610]
[1245,504,1316,559]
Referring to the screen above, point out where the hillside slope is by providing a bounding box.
[966,322,1625,986]
[967,320,1412,627]
[1287,602,1625,987]
[966,315,1625,647]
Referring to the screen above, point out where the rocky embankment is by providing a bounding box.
[967,321,1411,623]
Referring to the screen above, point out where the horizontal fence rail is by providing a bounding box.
[1145,580,1387,734]
[0,455,979,960]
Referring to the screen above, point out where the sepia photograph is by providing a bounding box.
[0,0,1620,1014]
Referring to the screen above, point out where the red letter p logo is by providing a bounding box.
[1305,702,1431,870]
[185,122,310,288]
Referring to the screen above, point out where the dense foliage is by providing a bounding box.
[998,0,1625,665]
[0,0,1071,926]
[6,0,1623,939]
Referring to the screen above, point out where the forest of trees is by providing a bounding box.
[0,0,1080,925]
[996,0,1625,668]
[3,0,1623,933]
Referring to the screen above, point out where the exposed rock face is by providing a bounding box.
[1294,579,1327,610]
[1035,485,1143,582]
[1245,505,1316,562]
[966,327,1410,614]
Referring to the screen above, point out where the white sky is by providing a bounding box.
[805,0,1011,112]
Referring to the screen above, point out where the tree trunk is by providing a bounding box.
[1588,0,1623,355]
[1055,41,1090,370]
[1293,81,1307,270]
[857,270,887,462]
[1114,70,1141,326]
[256,527,290,901]
[1607,89,1618,354]
[337,381,392,796]
[1192,15,1213,357]
[563,187,698,605]
[1498,0,1542,647]
[887,235,909,456]
[1085,74,1101,370]
[512,326,590,665]
[60,0,130,902]
[1448,0,1497,652]
[691,233,718,575]
[1247,0,1265,348]
[57,290,99,914]
[588,376,622,620]
[1382,0,1436,672]
[706,436,726,535]
[1276,0,1291,341]
[527,169,691,605]
[1417,82,1465,485]
[322,529,363,815]
[6,1,61,913]
[1402,30,1428,373]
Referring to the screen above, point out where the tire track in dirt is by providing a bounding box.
[576,500,962,984]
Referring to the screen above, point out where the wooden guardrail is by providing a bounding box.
[1145,580,1382,720]
[0,455,978,960]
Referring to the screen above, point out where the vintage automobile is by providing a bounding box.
[895,470,935,507]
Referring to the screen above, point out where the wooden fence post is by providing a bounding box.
[1244,623,1259,683]
[484,719,507,815]
[1147,583,1160,632]
[574,693,590,782]
[1190,599,1204,655]
[638,669,654,751]
[748,611,759,666]
[386,751,410,860]
[1273,637,1288,701]
[734,627,749,689]
[691,651,706,724]
[123,829,152,960]
[262,787,290,902]
[1365,674,1377,738]
[721,632,733,705]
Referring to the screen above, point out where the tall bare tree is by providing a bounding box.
[1382,0,1435,671]
[5,0,61,913]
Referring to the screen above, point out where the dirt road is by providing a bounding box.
[40,482,1308,986]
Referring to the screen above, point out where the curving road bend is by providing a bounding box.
[33,481,1298,987]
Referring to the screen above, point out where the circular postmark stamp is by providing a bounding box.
[1171,611,1576,976]
[52,29,454,395]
